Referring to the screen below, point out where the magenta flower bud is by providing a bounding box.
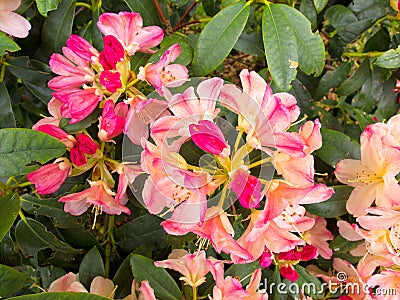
[98,100,128,142]
[99,70,122,92]
[66,34,98,61]
[299,245,318,261]
[70,134,98,166]
[277,249,301,261]
[99,35,124,70]
[230,168,262,209]
[279,264,299,282]
[259,248,273,268]
[189,120,229,157]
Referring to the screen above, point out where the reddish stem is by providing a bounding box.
[173,1,198,31]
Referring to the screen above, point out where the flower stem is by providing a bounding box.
[192,286,197,300]
[76,2,92,9]
[104,214,115,278]
[342,51,384,58]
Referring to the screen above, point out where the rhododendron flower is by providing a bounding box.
[70,134,98,166]
[66,34,100,62]
[154,250,210,287]
[244,269,269,300]
[59,180,130,216]
[367,269,400,300]
[97,12,164,55]
[303,215,333,259]
[27,158,71,194]
[32,98,63,130]
[98,100,128,142]
[335,128,400,216]
[99,70,122,93]
[229,167,262,209]
[99,35,124,70]
[0,0,31,38]
[258,248,273,268]
[189,120,230,157]
[115,163,144,204]
[36,124,75,148]
[138,44,188,96]
[124,280,157,300]
[280,264,299,282]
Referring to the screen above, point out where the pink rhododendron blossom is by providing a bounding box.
[138,44,188,96]
[115,163,144,204]
[99,35,124,70]
[259,248,273,268]
[36,124,76,148]
[98,100,128,142]
[99,70,122,93]
[335,129,400,216]
[124,280,158,300]
[280,264,299,282]
[97,12,164,55]
[70,134,98,166]
[303,215,333,259]
[367,269,400,300]
[66,34,100,62]
[0,0,31,38]
[189,120,230,157]
[230,167,262,209]
[32,98,63,130]
[27,158,71,194]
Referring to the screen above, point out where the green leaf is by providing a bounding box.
[354,109,375,131]
[375,47,400,69]
[279,4,325,76]
[8,293,109,300]
[336,58,371,96]
[59,109,101,133]
[304,185,352,217]
[351,0,391,21]
[36,0,62,16]
[123,0,163,26]
[314,62,352,100]
[313,0,328,13]
[0,193,20,243]
[113,255,134,299]
[300,0,317,31]
[192,2,250,76]
[0,264,30,297]
[364,28,390,52]
[41,0,76,58]
[159,33,194,66]
[262,3,298,91]
[0,32,20,56]
[375,77,400,120]
[0,128,66,178]
[234,31,264,57]
[115,214,167,253]
[131,255,181,300]
[290,79,315,117]
[203,0,222,17]
[330,235,364,253]
[315,128,360,168]
[351,68,382,113]
[15,218,83,267]
[294,265,324,299]
[79,247,104,289]
[0,82,16,128]
[21,194,82,228]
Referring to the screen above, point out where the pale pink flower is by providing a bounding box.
[98,100,128,142]
[335,129,400,216]
[97,12,164,55]
[89,276,116,298]
[27,158,71,195]
[124,280,158,300]
[367,269,400,300]
[59,180,130,216]
[115,163,144,205]
[154,250,210,287]
[244,269,269,300]
[32,98,63,130]
[303,215,333,259]
[0,0,31,38]
[138,44,188,96]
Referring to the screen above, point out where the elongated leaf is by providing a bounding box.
[300,0,317,30]
[315,128,360,167]
[131,254,181,300]
[36,0,62,16]
[294,265,324,299]
[0,128,66,178]
[0,194,20,242]
[123,0,163,26]
[0,264,30,297]
[21,194,81,228]
[15,218,83,267]
[375,47,400,69]
[203,0,222,16]
[0,32,20,56]
[0,82,16,128]
[8,293,109,299]
[336,58,371,96]
[41,0,76,58]
[314,62,352,100]
[313,0,328,13]
[375,77,400,120]
[351,0,391,21]
[279,4,325,76]
[192,2,250,76]
[113,255,134,299]
[262,3,298,91]
[79,247,104,289]
[304,185,352,217]
[234,31,264,57]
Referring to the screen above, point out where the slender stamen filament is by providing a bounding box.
[248,157,273,169]
[347,170,383,184]
[92,205,103,229]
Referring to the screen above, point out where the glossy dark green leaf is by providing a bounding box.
[79,247,104,289]
[0,32,20,56]
[350,0,391,21]
[0,232,22,266]
[0,128,66,178]
[91,0,104,51]
[279,5,325,76]
[172,0,189,7]
[313,0,328,13]
[375,77,400,120]
[234,31,264,57]
[375,47,400,68]
[158,33,194,66]
[130,254,182,300]
[290,79,315,117]
[330,235,364,253]
[352,68,382,113]
[59,109,101,133]
[130,52,151,73]
[36,0,62,16]
[113,254,134,299]
[15,218,83,267]
[294,265,324,299]
[0,82,16,128]
[192,2,250,76]
[21,194,81,228]
[364,28,390,52]
[325,5,357,29]
[336,58,371,96]
[0,264,30,297]
[314,62,352,100]
[315,128,360,167]
[203,0,222,16]
[300,0,317,31]
[41,0,76,58]
[354,109,375,131]
[0,193,20,243]
[8,293,109,300]
[304,185,352,217]
[115,214,167,253]
[123,0,163,26]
